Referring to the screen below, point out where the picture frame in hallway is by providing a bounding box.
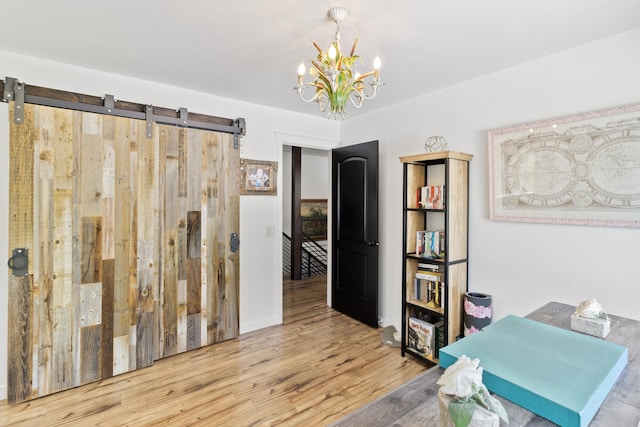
[240,158,278,195]
[301,199,328,240]
[488,102,640,228]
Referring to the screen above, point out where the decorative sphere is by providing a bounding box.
[425,136,448,152]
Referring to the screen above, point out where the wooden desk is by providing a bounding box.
[331,302,640,427]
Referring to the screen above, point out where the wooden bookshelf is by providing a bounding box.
[400,151,472,364]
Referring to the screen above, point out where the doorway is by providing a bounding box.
[275,133,339,312]
[282,145,330,280]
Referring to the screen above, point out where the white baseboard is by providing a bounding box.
[240,315,281,335]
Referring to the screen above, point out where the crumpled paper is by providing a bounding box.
[574,298,604,319]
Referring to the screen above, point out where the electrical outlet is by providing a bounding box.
[264,225,274,237]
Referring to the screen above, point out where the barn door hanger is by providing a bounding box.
[232,118,246,149]
[2,76,247,141]
[3,76,25,124]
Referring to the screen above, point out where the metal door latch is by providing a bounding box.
[8,248,28,277]
[230,233,240,253]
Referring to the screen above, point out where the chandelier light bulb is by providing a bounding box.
[298,63,305,76]
[328,44,337,60]
[373,56,381,70]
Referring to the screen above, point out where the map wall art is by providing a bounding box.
[489,103,640,228]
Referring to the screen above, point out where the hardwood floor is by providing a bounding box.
[1,275,427,426]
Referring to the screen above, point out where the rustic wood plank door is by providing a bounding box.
[155,125,240,359]
[7,103,239,404]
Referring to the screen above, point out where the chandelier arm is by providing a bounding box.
[353,81,382,101]
[348,92,365,109]
[295,86,325,103]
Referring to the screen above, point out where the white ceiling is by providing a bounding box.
[2,0,640,119]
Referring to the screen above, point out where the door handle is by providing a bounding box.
[230,233,240,253]
[367,241,380,246]
[8,248,29,277]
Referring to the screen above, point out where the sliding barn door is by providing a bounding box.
[7,103,239,404]
[155,125,239,359]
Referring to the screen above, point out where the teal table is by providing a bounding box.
[332,302,640,427]
[440,314,628,426]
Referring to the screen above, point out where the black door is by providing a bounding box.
[331,140,379,328]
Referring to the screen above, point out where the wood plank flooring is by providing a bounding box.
[0,275,427,426]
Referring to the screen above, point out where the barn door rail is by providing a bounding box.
[1,76,246,147]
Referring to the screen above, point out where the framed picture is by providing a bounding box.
[489,103,640,228]
[240,158,278,196]
[301,199,328,240]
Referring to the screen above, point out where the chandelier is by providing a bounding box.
[295,7,383,119]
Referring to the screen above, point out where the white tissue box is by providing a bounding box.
[570,314,610,338]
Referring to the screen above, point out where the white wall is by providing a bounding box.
[0,50,340,399]
[341,28,640,330]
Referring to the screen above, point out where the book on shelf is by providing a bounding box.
[408,317,436,357]
[416,230,425,255]
[415,270,442,281]
[414,278,432,305]
[439,230,445,255]
[434,320,445,358]
[415,230,445,258]
[413,278,444,309]
[417,185,445,209]
[418,262,439,271]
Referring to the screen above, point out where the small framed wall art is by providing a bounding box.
[301,199,328,240]
[240,158,278,196]
[488,103,640,228]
